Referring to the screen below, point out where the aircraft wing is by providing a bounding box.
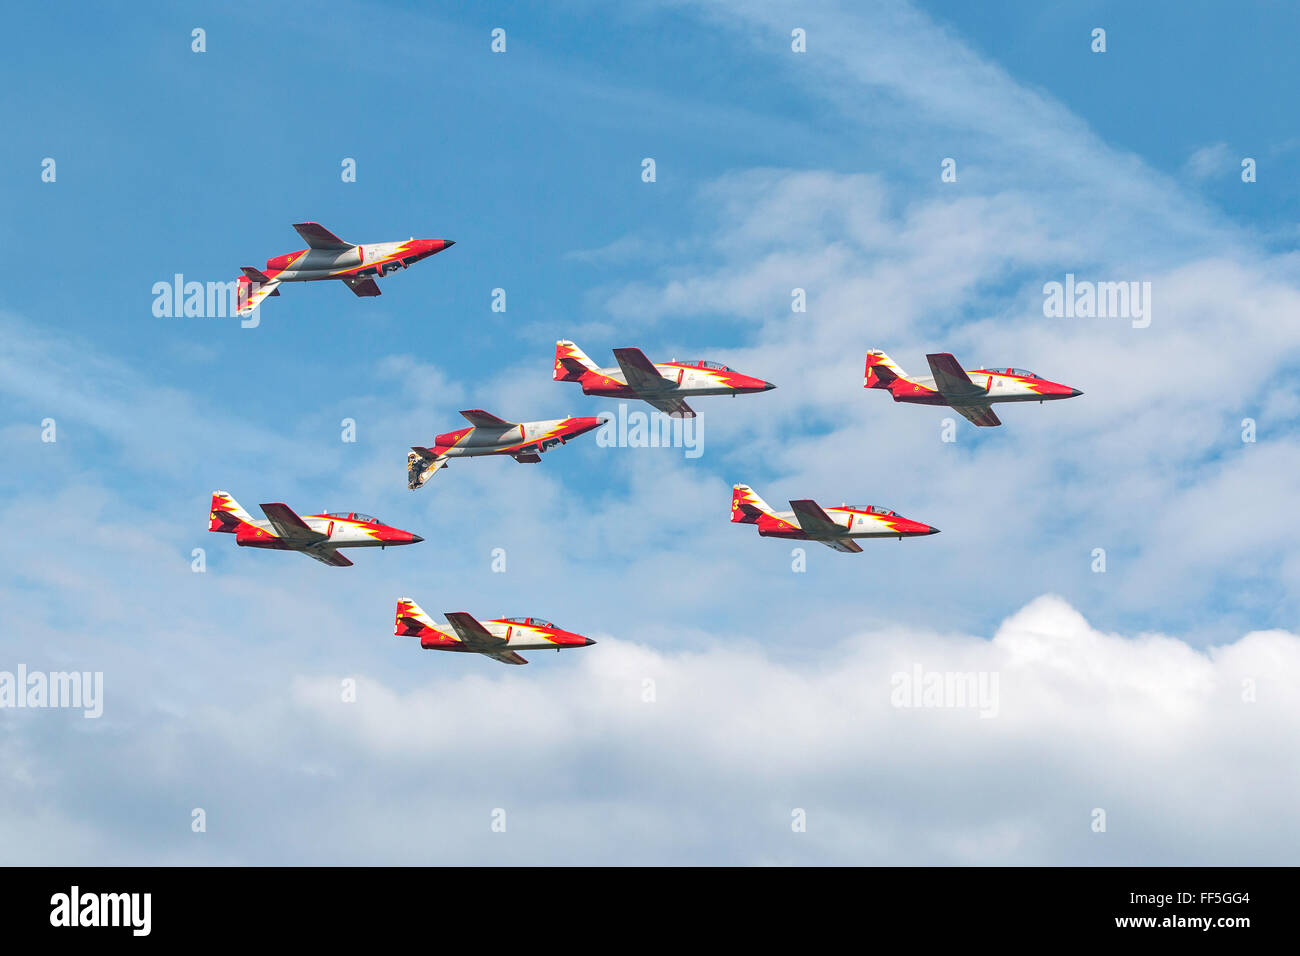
[293,222,351,250]
[612,347,671,393]
[487,649,529,665]
[444,612,506,648]
[258,502,328,547]
[952,403,1003,427]
[343,276,382,298]
[642,395,696,418]
[301,546,354,567]
[788,499,849,539]
[459,409,514,428]
[818,537,863,553]
[925,353,988,400]
[237,276,282,316]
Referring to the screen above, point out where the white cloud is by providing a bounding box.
[6,594,1296,864]
[1185,142,1235,181]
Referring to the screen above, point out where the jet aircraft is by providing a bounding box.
[394,599,597,665]
[730,484,939,553]
[408,410,603,489]
[208,491,422,567]
[236,222,454,314]
[553,340,775,417]
[864,350,1082,427]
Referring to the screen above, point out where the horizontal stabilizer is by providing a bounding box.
[407,452,447,490]
[556,356,590,381]
[395,598,436,637]
[396,615,429,637]
[236,275,282,315]
[731,484,771,523]
[209,491,255,532]
[555,341,596,381]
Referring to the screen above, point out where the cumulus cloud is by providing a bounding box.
[4,594,1296,864]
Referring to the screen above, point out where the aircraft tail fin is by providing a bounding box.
[864,350,909,389]
[209,491,256,532]
[731,484,774,523]
[554,340,597,381]
[395,598,437,637]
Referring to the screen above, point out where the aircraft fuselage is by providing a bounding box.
[580,363,773,399]
[755,506,937,540]
[432,417,603,458]
[233,513,421,551]
[264,240,449,283]
[418,619,593,652]
[886,370,1081,406]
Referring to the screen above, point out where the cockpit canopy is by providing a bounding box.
[685,360,732,371]
[844,504,897,516]
[502,616,556,629]
[324,511,381,524]
[978,367,1038,378]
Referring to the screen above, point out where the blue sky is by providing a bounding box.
[2,0,1299,864]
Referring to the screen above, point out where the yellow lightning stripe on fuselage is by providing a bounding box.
[490,621,560,645]
[323,241,417,278]
[306,515,384,541]
[493,422,570,454]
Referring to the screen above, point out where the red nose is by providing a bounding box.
[900,520,940,535]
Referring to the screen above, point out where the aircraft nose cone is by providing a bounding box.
[763,381,777,391]
[584,637,598,646]
[927,527,941,535]
[410,534,424,543]
[1069,387,1083,397]
[443,239,455,248]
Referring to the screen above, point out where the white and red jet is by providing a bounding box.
[554,340,775,417]
[236,222,454,315]
[394,599,597,666]
[208,491,422,567]
[408,409,603,489]
[865,350,1082,427]
[730,484,939,553]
